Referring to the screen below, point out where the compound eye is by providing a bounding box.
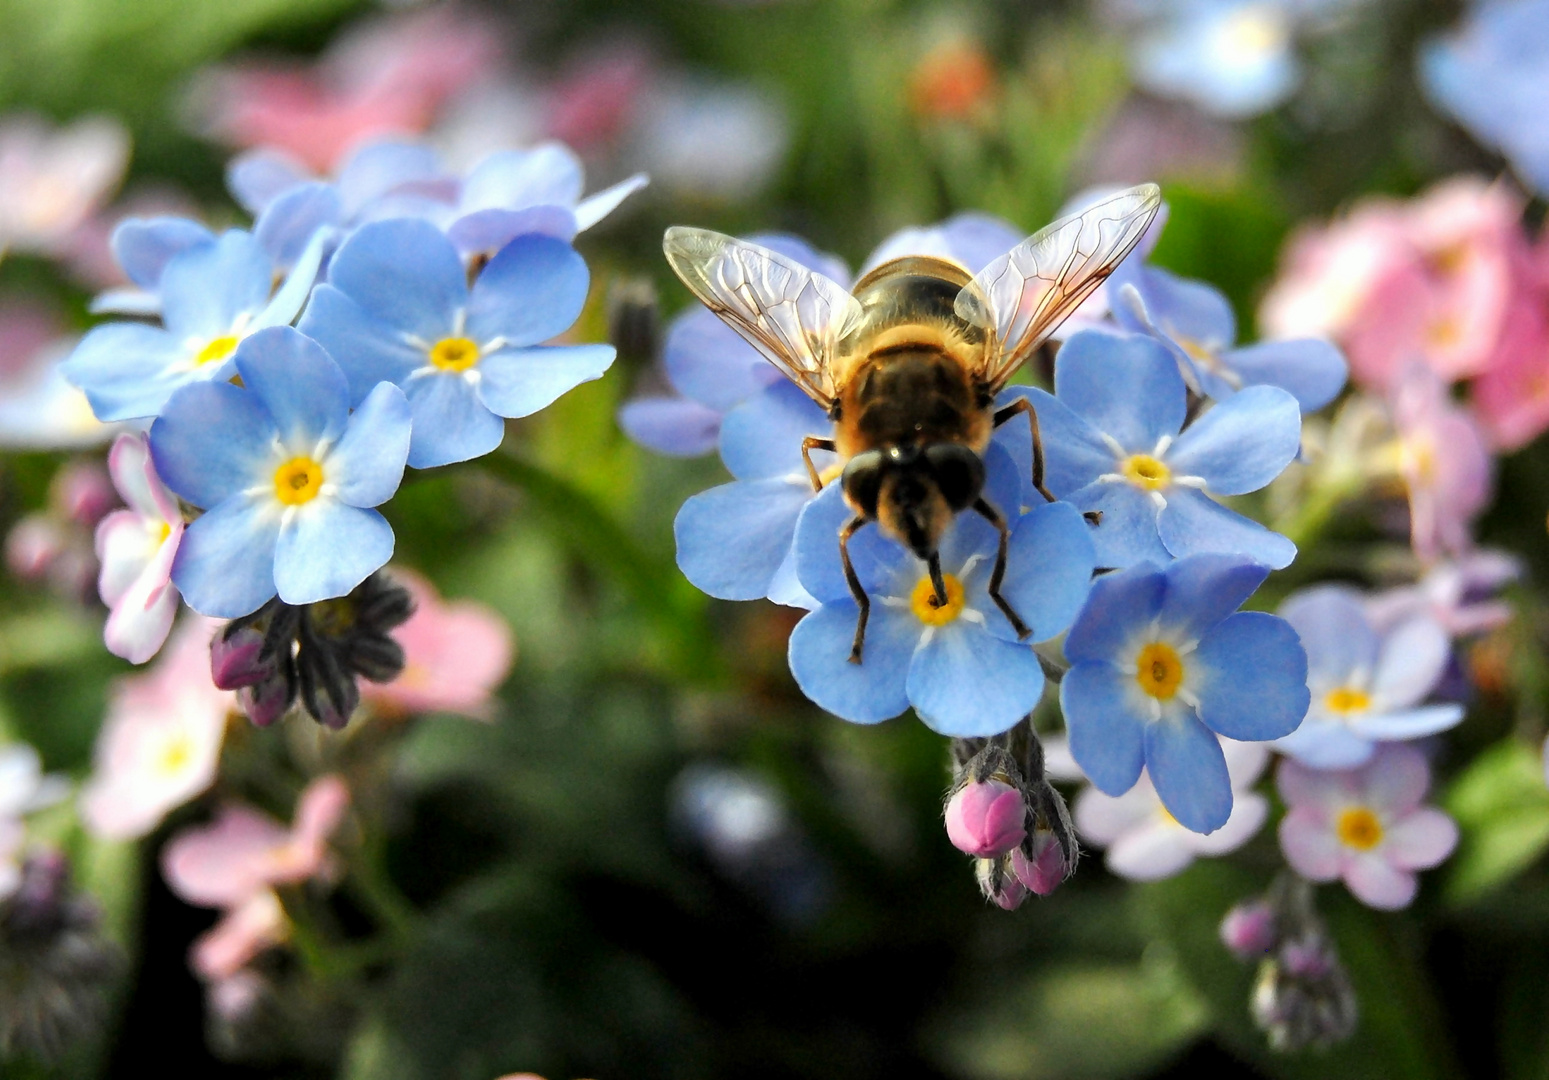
[924,443,985,511]
[841,450,885,518]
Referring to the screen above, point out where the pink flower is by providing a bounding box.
[0,300,107,450]
[1364,548,1520,638]
[192,890,287,981]
[1390,366,1494,562]
[95,433,184,664]
[0,114,129,259]
[78,619,232,839]
[360,570,514,718]
[944,778,1027,858]
[1072,739,1271,881]
[1470,275,1549,450]
[1277,743,1458,910]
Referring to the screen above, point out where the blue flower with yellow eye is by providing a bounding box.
[298,218,614,469]
[1012,330,1302,571]
[1061,554,1309,834]
[148,327,411,620]
[784,444,1095,737]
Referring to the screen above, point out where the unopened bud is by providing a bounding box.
[945,778,1027,858]
[1251,931,1358,1051]
[1220,900,1279,960]
[6,517,62,580]
[211,626,271,690]
[975,855,1027,910]
[53,462,114,527]
[1012,828,1066,896]
[238,668,295,728]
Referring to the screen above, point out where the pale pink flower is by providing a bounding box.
[1390,366,1494,562]
[192,890,287,981]
[1364,548,1521,639]
[1277,743,1458,910]
[0,114,129,259]
[0,743,69,899]
[79,619,232,840]
[1470,281,1549,450]
[95,433,184,664]
[0,300,107,450]
[361,570,513,718]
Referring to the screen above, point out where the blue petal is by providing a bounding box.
[459,144,584,213]
[674,478,811,600]
[253,226,329,331]
[1157,554,1269,641]
[1157,488,1296,569]
[663,308,776,411]
[1348,704,1466,742]
[1144,715,1232,834]
[274,501,394,605]
[170,494,279,618]
[1117,265,1236,351]
[1165,386,1301,494]
[466,234,591,347]
[1068,480,1171,568]
[476,344,615,418]
[788,601,915,724]
[1054,330,1186,451]
[1273,722,1375,770]
[325,382,411,507]
[792,482,908,604]
[149,381,274,507]
[1277,585,1378,684]
[111,217,214,291]
[1062,663,1147,795]
[447,207,577,255]
[1220,339,1348,412]
[1192,612,1310,740]
[160,230,274,341]
[253,183,341,271]
[1064,562,1165,665]
[574,173,649,231]
[233,327,350,446]
[982,500,1096,644]
[993,388,1114,501]
[326,219,464,342]
[403,373,505,469]
[719,381,833,481]
[908,623,1045,737]
[618,397,721,457]
[336,142,445,217]
[226,148,309,214]
[297,284,423,406]
[61,323,186,422]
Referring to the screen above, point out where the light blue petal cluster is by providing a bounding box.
[299,219,614,469]
[1062,554,1309,833]
[1128,0,1301,119]
[148,327,411,619]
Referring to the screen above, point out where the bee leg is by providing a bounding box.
[927,550,949,607]
[802,437,837,492]
[840,515,871,664]
[973,497,1032,640]
[992,397,1057,504]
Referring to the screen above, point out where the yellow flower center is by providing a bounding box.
[1135,642,1185,700]
[155,520,172,544]
[156,732,194,777]
[195,334,240,366]
[910,572,966,625]
[1323,686,1371,715]
[1222,7,1287,55]
[273,457,324,506]
[1121,454,1171,491]
[429,336,480,371]
[1336,806,1384,851]
[1426,316,1462,348]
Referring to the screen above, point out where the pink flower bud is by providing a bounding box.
[6,516,62,580]
[945,778,1027,858]
[211,627,270,690]
[1012,829,1066,896]
[1220,900,1279,959]
[975,856,1028,910]
[53,461,115,527]
[238,672,292,728]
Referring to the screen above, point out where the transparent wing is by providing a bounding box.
[663,227,862,409]
[956,184,1162,392]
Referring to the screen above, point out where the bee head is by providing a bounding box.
[841,444,985,559]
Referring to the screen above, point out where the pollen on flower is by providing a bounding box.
[1336,806,1384,850]
[910,572,966,625]
[194,335,240,366]
[429,336,480,371]
[1135,642,1184,699]
[273,457,324,506]
[1121,454,1172,491]
[1323,686,1371,715]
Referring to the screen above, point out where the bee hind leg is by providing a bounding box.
[802,436,837,492]
[973,498,1032,640]
[840,515,871,664]
[992,397,1056,504]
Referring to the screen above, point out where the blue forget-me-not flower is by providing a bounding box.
[1062,554,1309,834]
[148,326,411,619]
[299,218,614,469]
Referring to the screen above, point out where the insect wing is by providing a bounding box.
[956,183,1162,392]
[663,227,861,408]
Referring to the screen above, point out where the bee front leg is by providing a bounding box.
[992,397,1056,504]
[802,437,837,492]
[973,498,1032,640]
[839,515,871,664]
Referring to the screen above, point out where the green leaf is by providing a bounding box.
[1443,739,1549,905]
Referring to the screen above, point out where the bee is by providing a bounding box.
[663,183,1161,663]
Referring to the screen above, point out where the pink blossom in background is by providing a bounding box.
[0,300,107,450]
[543,41,655,153]
[96,433,184,664]
[79,618,232,840]
[1470,269,1549,450]
[1277,743,1458,910]
[361,570,514,719]
[194,6,501,171]
[0,114,129,259]
[192,890,288,981]
[1365,549,1521,639]
[1390,366,1494,562]
[4,457,116,600]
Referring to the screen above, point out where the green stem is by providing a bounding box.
[347,843,418,947]
[1273,469,1365,550]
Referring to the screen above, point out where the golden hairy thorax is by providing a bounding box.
[832,255,994,459]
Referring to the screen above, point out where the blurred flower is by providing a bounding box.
[1020,330,1301,570]
[80,619,232,840]
[1220,898,1279,959]
[909,37,997,122]
[1421,0,1549,197]
[1079,95,1245,189]
[360,569,514,718]
[1389,365,1493,562]
[542,41,655,153]
[0,301,108,450]
[299,221,610,470]
[1122,0,1301,119]
[192,5,501,172]
[1251,925,1358,1050]
[191,890,287,983]
[0,745,69,900]
[1072,738,1270,880]
[858,212,1022,278]
[95,433,184,664]
[1470,260,1549,450]
[628,78,787,203]
[1277,743,1458,909]
[1273,585,1463,769]
[0,114,128,260]
[5,459,116,602]
[1062,555,1309,834]
[1364,549,1521,639]
[150,327,411,619]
